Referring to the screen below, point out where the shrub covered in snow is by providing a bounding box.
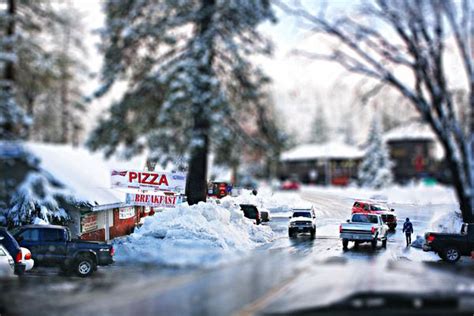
[114,200,273,267]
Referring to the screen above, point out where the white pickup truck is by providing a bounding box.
[339,213,389,249]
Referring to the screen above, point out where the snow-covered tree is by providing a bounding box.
[309,106,330,144]
[88,0,276,204]
[281,0,474,222]
[0,0,74,226]
[358,115,393,189]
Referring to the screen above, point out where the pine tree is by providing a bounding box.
[88,0,276,204]
[358,115,393,189]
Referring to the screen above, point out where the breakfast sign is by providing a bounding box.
[125,193,182,208]
[111,170,186,193]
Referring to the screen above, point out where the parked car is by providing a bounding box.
[351,200,398,230]
[0,228,26,275]
[0,244,15,278]
[19,247,34,271]
[13,225,114,277]
[340,213,389,249]
[288,208,316,239]
[423,223,474,263]
[239,204,261,225]
[280,180,301,191]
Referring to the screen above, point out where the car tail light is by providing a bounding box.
[16,250,22,263]
[426,234,435,243]
[339,224,343,233]
[371,226,376,234]
[110,246,115,256]
[24,251,31,260]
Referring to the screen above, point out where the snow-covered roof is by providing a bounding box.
[25,143,147,209]
[383,122,437,142]
[281,142,364,161]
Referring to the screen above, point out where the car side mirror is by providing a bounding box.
[16,236,23,242]
[313,216,316,219]
[391,209,395,212]
[346,219,350,223]
[289,216,292,219]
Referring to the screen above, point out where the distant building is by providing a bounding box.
[383,122,446,183]
[279,142,364,186]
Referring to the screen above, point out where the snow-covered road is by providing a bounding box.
[1,188,472,316]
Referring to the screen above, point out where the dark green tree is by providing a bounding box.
[88,0,276,204]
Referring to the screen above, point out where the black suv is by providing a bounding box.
[239,204,261,225]
[13,225,114,277]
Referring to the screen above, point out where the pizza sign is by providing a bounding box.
[111,170,186,193]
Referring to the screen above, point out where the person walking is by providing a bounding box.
[402,218,414,247]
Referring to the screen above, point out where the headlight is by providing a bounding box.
[290,222,296,227]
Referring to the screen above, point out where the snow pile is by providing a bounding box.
[114,200,273,267]
[429,208,463,233]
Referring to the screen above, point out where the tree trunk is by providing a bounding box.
[60,26,71,144]
[4,0,15,88]
[185,0,215,205]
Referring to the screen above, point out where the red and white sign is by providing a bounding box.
[81,213,98,233]
[119,207,135,220]
[111,170,186,193]
[126,193,182,208]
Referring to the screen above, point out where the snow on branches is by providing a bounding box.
[358,115,393,189]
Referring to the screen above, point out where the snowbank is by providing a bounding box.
[114,200,273,267]
[304,183,457,205]
[429,208,463,233]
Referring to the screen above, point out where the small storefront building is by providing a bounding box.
[279,142,364,186]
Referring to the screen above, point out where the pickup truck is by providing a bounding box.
[423,223,474,263]
[352,200,398,230]
[12,224,114,277]
[340,213,389,249]
[288,208,316,239]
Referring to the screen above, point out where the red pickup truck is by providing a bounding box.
[352,200,398,230]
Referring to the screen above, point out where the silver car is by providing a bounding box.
[0,244,15,278]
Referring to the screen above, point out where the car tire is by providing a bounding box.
[310,228,316,239]
[443,247,461,263]
[371,238,377,250]
[74,255,95,277]
[342,239,349,249]
[354,241,359,249]
[288,229,295,238]
[382,238,387,248]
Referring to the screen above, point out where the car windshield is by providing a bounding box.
[352,214,378,223]
[0,1,470,315]
[240,205,258,219]
[371,204,389,211]
[292,211,311,218]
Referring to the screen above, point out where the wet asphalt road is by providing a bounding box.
[1,189,474,315]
